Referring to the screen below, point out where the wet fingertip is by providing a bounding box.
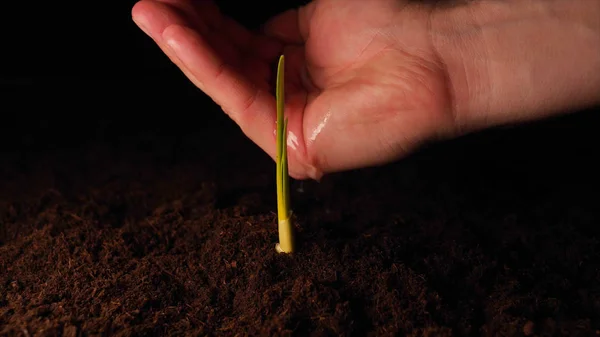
[307,166,324,182]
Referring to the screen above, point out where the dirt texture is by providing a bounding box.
[1,81,599,336]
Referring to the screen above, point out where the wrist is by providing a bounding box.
[430,0,600,134]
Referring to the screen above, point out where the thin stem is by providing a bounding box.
[275,55,294,253]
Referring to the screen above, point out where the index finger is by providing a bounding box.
[162,25,278,160]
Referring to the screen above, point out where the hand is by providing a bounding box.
[131,0,455,180]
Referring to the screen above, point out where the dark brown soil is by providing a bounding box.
[1,80,599,336]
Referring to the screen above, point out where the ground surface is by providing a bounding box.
[1,79,599,336]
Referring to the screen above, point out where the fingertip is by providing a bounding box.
[131,0,149,24]
[132,1,162,39]
[130,0,173,37]
[131,0,144,16]
[131,0,158,21]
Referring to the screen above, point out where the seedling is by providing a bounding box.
[275,55,294,254]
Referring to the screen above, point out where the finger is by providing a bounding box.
[162,24,277,160]
[133,0,280,164]
[262,3,315,44]
[132,0,196,36]
[132,0,204,88]
[133,0,241,70]
[133,0,210,35]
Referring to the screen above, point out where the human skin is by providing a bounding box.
[131,0,600,180]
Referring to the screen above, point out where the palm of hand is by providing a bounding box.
[132,0,453,180]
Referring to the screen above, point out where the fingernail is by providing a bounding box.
[165,37,180,52]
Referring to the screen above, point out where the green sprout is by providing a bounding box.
[275,55,294,254]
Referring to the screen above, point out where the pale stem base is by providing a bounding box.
[275,217,294,254]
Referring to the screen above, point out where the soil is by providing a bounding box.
[1,79,599,336]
